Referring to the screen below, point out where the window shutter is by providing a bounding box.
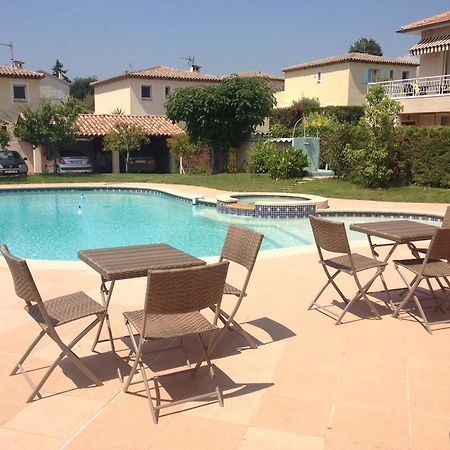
[362,69,369,84]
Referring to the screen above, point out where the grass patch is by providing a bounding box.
[0,173,448,203]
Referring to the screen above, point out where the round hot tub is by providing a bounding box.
[217,192,328,219]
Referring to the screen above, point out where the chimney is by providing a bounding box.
[190,64,201,72]
[12,60,24,69]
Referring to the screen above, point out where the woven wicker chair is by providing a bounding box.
[213,224,264,350]
[1,244,114,402]
[392,228,450,333]
[122,261,229,424]
[308,216,387,324]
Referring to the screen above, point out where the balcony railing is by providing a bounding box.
[368,75,450,99]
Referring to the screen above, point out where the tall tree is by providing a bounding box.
[166,76,275,173]
[52,59,70,82]
[70,76,97,99]
[349,38,383,56]
[14,99,80,168]
[103,123,150,172]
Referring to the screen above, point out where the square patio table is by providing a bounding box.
[349,219,438,305]
[78,244,206,372]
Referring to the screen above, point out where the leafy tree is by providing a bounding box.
[343,85,402,186]
[349,38,383,56]
[167,133,204,174]
[70,76,97,99]
[14,99,80,169]
[103,123,150,172]
[0,126,11,149]
[52,59,70,82]
[166,75,275,173]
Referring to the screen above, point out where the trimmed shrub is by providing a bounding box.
[269,146,308,180]
[249,140,277,173]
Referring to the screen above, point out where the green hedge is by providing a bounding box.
[321,125,450,188]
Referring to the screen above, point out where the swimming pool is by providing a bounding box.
[0,188,441,261]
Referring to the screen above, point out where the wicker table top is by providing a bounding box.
[78,244,206,281]
[350,220,438,244]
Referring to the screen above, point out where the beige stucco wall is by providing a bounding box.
[416,26,450,77]
[39,75,70,101]
[0,78,41,122]
[276,61,417,108]
[398,94,450,114]
[94,79,132,114]
[94,78,219,116]
[276,63,351,108]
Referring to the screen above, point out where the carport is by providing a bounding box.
[75,114,184,173]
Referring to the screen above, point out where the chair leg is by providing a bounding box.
[10,329,46,376]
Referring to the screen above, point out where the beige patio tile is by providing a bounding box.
[408,356,450,387]
[409,381,450,418]
[410,411,450,450]
[2,395,104,439]
[237,426,324,450]
[0,427,63,449]
[336,375,407,410]
[150,415,246,449]
[250,392,332,437]
[328,403,410,449]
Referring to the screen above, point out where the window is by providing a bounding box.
[13,84,27,102]
[52,89,64,100]
[362,68,392,84]
[316,71,321,83]
[389,70,394,80]
[164,86,172,99]
[402,71,410,80]
[441,116,450,126]
[141,85,152,100]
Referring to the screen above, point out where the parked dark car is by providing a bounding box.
[127,151,156,173]
[0,150,28,176]
[56,150,93,174]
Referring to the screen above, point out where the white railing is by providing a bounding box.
[368,75,450,99]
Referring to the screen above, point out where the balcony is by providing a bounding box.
[368,74,450,99]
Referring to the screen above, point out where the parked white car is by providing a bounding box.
[56,151,93,174]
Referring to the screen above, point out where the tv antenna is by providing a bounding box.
[0,41,14,65]
[182,55,196,68]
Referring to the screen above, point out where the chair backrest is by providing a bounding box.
[144,261,229,316]
[427,228,450,261]
[220,225,264,272]
[1,244,42,307]
[309,215,351,255]
[442,206,450,228]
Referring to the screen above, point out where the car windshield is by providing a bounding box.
[0,151,21,160]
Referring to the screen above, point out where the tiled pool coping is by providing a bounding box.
[0,186,445,223]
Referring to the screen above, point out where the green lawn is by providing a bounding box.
[0,173,449,203]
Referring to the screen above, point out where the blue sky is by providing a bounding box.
[1,1,448,80]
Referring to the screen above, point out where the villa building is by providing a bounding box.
[275,52,418,108]
[233,71,285,92]
[369,10,450,126]
[91,65,221,116]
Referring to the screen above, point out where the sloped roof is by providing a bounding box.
[92,65,221,87]
[233,71,284,81]
[398,11,450,33]
[283,52,418,73]
[0,65,44,79]
[76,114,184,137]
[37,70,71,85]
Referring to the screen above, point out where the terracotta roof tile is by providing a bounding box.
[77,114,183,137]
[283,53,418,73]
[398,11,450,33]
[0,65,44,79]
[233,71,284,81]
[92,65,220,87]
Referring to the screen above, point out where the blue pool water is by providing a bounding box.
[0,189,438,261]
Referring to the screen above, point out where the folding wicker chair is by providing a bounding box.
[308,216,387,324]
[392,228,450,333]
[1,244,115,402]
[122,261,229,424]
[213,224,264,350]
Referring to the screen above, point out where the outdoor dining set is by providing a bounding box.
[2,207,450,423]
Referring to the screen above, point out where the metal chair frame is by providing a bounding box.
[1,244,114,402]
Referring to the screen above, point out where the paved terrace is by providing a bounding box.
[0,184,449,449]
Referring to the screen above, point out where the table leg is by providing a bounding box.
[367,236,398,309]
[92,279,115,350]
